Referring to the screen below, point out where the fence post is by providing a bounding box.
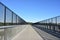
[12,12,13,25]
[4,7,6,26]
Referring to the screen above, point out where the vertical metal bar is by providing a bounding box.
[16,15,17,25]
[4,7,6,26]
[49,19,51,30]
[54,17,57,31]
[47,20,48,29]
[51,18,53,30]
[46,20,48,29]
[17,16,18,24]
[55,17,58,31]
[12,12,13,25]
[4,7,7,40]
[53,18,56,31]
[56,17,57,24]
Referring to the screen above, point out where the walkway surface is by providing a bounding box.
[12,25,43,40]
[33,25,60,40]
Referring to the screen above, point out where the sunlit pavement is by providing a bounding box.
[32,25,60,40]
[12,25,43,40]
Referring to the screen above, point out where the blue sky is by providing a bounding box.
[0,0,60,23]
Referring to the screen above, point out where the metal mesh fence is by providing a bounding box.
[39,16,60,32]
[0,2,26,26]
[0,3,4,26]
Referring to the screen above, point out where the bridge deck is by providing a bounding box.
[33,25,60,40]
[12,25,43,40]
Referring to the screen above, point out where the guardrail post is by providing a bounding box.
[4,7,6,26]
[12,12,13,25]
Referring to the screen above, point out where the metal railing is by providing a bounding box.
[32,16,60,39]
[32,16,60,38]
[0,2,27,40]
[38,16,60,32]
[0,2,26,26]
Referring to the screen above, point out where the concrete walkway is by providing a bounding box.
[12,25,43,40]
[33,25,60,40]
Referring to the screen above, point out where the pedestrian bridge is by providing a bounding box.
[0,25,43,40]
[0,25,60,40]
[0,2,60,40]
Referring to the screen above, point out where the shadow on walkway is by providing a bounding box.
[32,25,60,38]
